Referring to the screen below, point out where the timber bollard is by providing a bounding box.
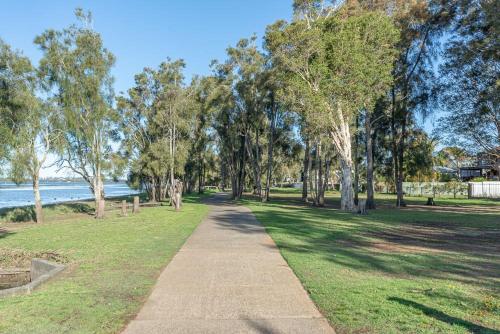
[121,200,128,216]
[133,196,140,213]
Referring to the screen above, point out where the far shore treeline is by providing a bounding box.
[0,1,498,223]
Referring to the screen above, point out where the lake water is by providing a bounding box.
[0,181,139,209]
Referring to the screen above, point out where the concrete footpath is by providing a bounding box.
[122,193,335,334]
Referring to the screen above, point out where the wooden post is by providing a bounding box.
[133,196,140,214]
[121,200,128,216]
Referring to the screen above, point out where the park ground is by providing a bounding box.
[0,194,210,334]
[243,189,500,334]
[0,190,498,333]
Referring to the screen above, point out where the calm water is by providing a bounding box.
[0,181,138,209]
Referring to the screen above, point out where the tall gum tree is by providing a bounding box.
[0,39,54,223]
[119,59,191,204]
[266,6,398,211]
[35,9,116,218]
[438,0,499,165]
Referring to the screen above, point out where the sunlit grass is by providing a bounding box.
[244,189,500,333]
[0,194,209,334]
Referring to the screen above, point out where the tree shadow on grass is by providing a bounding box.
[388,297,500,334]
[0,227,14,240]
[250,203,500,289]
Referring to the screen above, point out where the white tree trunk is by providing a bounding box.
[94,174,105,219]
[330,108,355,212]
[33,175,43,223]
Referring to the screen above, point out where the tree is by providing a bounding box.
[35,9,116,218]
[438,0,499,162]
[184,76,215,194]
[266,5,398,211]
[361,0,455,206]
[211,37,270,200]
[0,39,56,223]
[118,59,191,206]
[0,39,21,174]
[404,129,436,182]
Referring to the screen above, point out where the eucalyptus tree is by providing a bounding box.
[35,9,116,218]
[118,59,191,204]
[0,39,16,173]
[356,0,456,206]
[184,76,216,194]
[210,63,243,199]
[0,39,57,223]
[227,37,268,198]
[438,0,499,163]
[210,38,270,199]
[266,3,399,211]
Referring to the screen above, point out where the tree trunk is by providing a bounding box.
[237,135,246,199]
[246,135,261,198]
[391,87,400,202]
[317,143,324,207]
[94,174,105,219]
[365,111,376,209]
[302,138,310,202]
[396,108,407,207]
[307,142,314,203]
[33,174,43,224]
[340,158,355,212]
[198,157,204,194]
[264,99,276,202]
[150,177,157,203]
[353,116,360,206]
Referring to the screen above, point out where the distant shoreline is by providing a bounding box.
[0,181,139,210]
[0,192,141,212]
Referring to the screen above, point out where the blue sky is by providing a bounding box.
[1,0,293,177]
[1,1,439,177]
[0,0,293,95]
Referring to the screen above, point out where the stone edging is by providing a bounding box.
[0,259,65,298]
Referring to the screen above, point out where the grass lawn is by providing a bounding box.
[0,194,210,334]
[244,189,500,334]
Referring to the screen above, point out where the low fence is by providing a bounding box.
[402,182,468,198]
[468,182,500,199]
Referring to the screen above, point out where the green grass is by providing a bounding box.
[244,190,500,334]
[0,194,210,334]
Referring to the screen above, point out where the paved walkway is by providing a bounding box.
[122,193,335,334]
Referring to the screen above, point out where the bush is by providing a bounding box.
[470,177,487,182]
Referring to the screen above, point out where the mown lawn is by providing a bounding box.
[0,195,209,334]
[244,190,500,334]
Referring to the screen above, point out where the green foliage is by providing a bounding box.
[35,9,116,197]
[438,0,499,155]
[118,58,193,200]
[470,177,488,183]
[0,39,38,174]
[404,129,436,181]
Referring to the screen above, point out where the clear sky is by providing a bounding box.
[1,1,439,178]
[0,0,293,95]
[1,0,293,177]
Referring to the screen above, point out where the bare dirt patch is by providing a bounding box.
[366,223,500,255]
[401,204,500,214]
[0,248,68,269]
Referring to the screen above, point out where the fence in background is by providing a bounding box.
[468,182,500,199]
[402,182,468,198]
